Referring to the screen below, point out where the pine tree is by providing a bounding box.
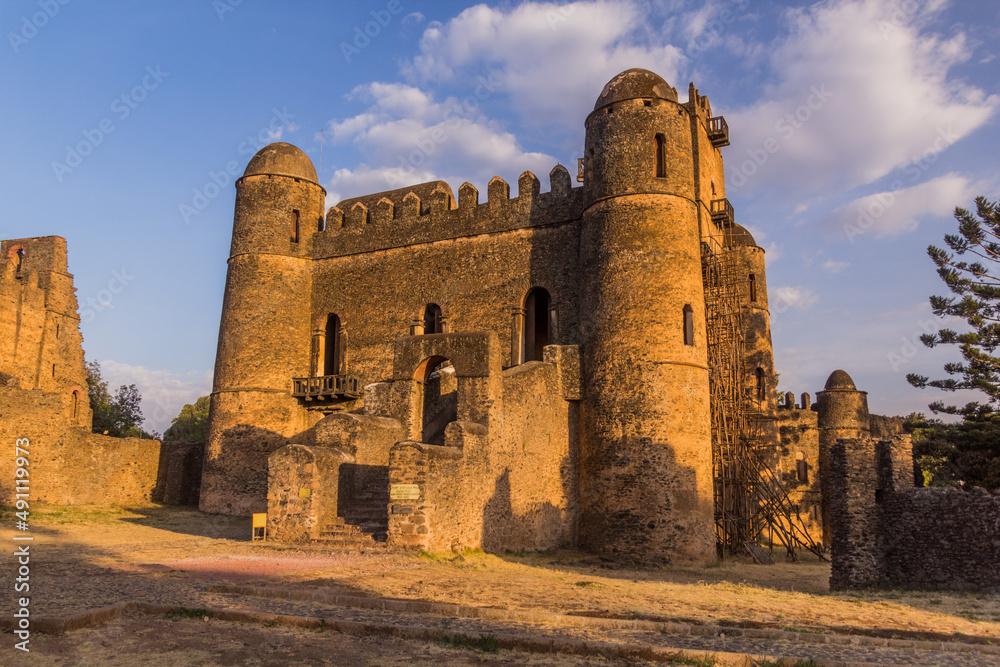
[907,196,1000,417]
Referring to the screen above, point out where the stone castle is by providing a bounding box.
[200,68,781,564]
[9,68,994,579]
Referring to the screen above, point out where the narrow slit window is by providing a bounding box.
[15,248,25,272]
[424,303,442,334]
[72,391,79,419]
[748,274,757,303]
[317,215,325,232]
[291,209,300,243]
[324,314,341,375]
[756,367,766,401]
[655,134,666,178]
[683,304,694,346]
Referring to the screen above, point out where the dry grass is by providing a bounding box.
[9,504,999,643]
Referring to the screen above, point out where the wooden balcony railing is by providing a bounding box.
[291,375,361,401]
[710,198,735,228]
[707,116,730,148]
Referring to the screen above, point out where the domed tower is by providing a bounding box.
[578,70,724,564]
[201,142,325,515]
[815,369,870,545]
[726,223,776,415]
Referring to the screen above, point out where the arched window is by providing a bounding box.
[755,367,766,401]
[683,304,694,346]
[15,248,25,272]
[423,303,442,334]
[523,288,551,362]
[324,314,341,376]
[291,209,300,243]
[72,390,79,419]
[795,452,808,483]
[317,215,325,232]
[655,134,666,178]
[748,273,756,303]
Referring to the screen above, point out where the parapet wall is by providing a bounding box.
[314,167,585,259]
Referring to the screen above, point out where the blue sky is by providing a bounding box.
[1,0,997,433]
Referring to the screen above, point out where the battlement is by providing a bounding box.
[313,165,584,259]
[778,390,814,411]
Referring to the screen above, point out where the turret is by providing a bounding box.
[201,143,326,515]
[815,369,870,545]
[577,70,720,563]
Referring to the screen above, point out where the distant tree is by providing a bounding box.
[907,196,1000,417]
[85,360,156,439]
[163,395,211,442]
[904,412,1000,491]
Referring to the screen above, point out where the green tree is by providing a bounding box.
[905,412,1000,491]
[907,196,1000,417]
[163,395,211,442]
[85,360,155,438]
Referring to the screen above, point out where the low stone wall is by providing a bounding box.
[830,435,1000,591]
[31,430,162,505]
[882,487,1000,591]
[0,387,203,506]
[267,445,354,541]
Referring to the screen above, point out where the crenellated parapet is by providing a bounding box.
[314,165,584,259]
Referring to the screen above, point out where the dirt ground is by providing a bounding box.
[3,504,999,664]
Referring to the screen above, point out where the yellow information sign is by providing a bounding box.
[390,484,420,500]
[298,487,312,498]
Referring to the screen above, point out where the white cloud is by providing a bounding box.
[822,259,848,274]
[324,83,555,202]
[405,1,684,126]
[100,360,212,436]
[825,172,976,241]
[726,0,998,196]
[772,285,818,310]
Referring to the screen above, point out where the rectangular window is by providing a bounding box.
[655,134,666,178]
[683,305,694,346]
[291,210,300,243]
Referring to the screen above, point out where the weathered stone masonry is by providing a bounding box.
[830,434,1000,591]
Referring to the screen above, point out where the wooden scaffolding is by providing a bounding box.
[701,234,824,561]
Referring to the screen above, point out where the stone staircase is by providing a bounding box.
[314,475,390,552]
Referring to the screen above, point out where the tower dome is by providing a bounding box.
[726,222,759,248]
[243,142,318,184]
[824,369,857,391]
[594,68,678,110]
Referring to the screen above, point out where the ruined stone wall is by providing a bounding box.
[0,236,91,427]
[830,435,1000,591]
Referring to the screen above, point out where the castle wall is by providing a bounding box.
[310,171,586,387]
[774,395,823,543]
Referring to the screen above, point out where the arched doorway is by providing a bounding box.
[414,355,456,445]
[522,288,551,362]
[324,314,341,375]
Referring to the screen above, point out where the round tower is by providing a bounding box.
[201,142,325,515]
[815,369,870,545]
[726,223,777,416]
[578,69,716,564]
